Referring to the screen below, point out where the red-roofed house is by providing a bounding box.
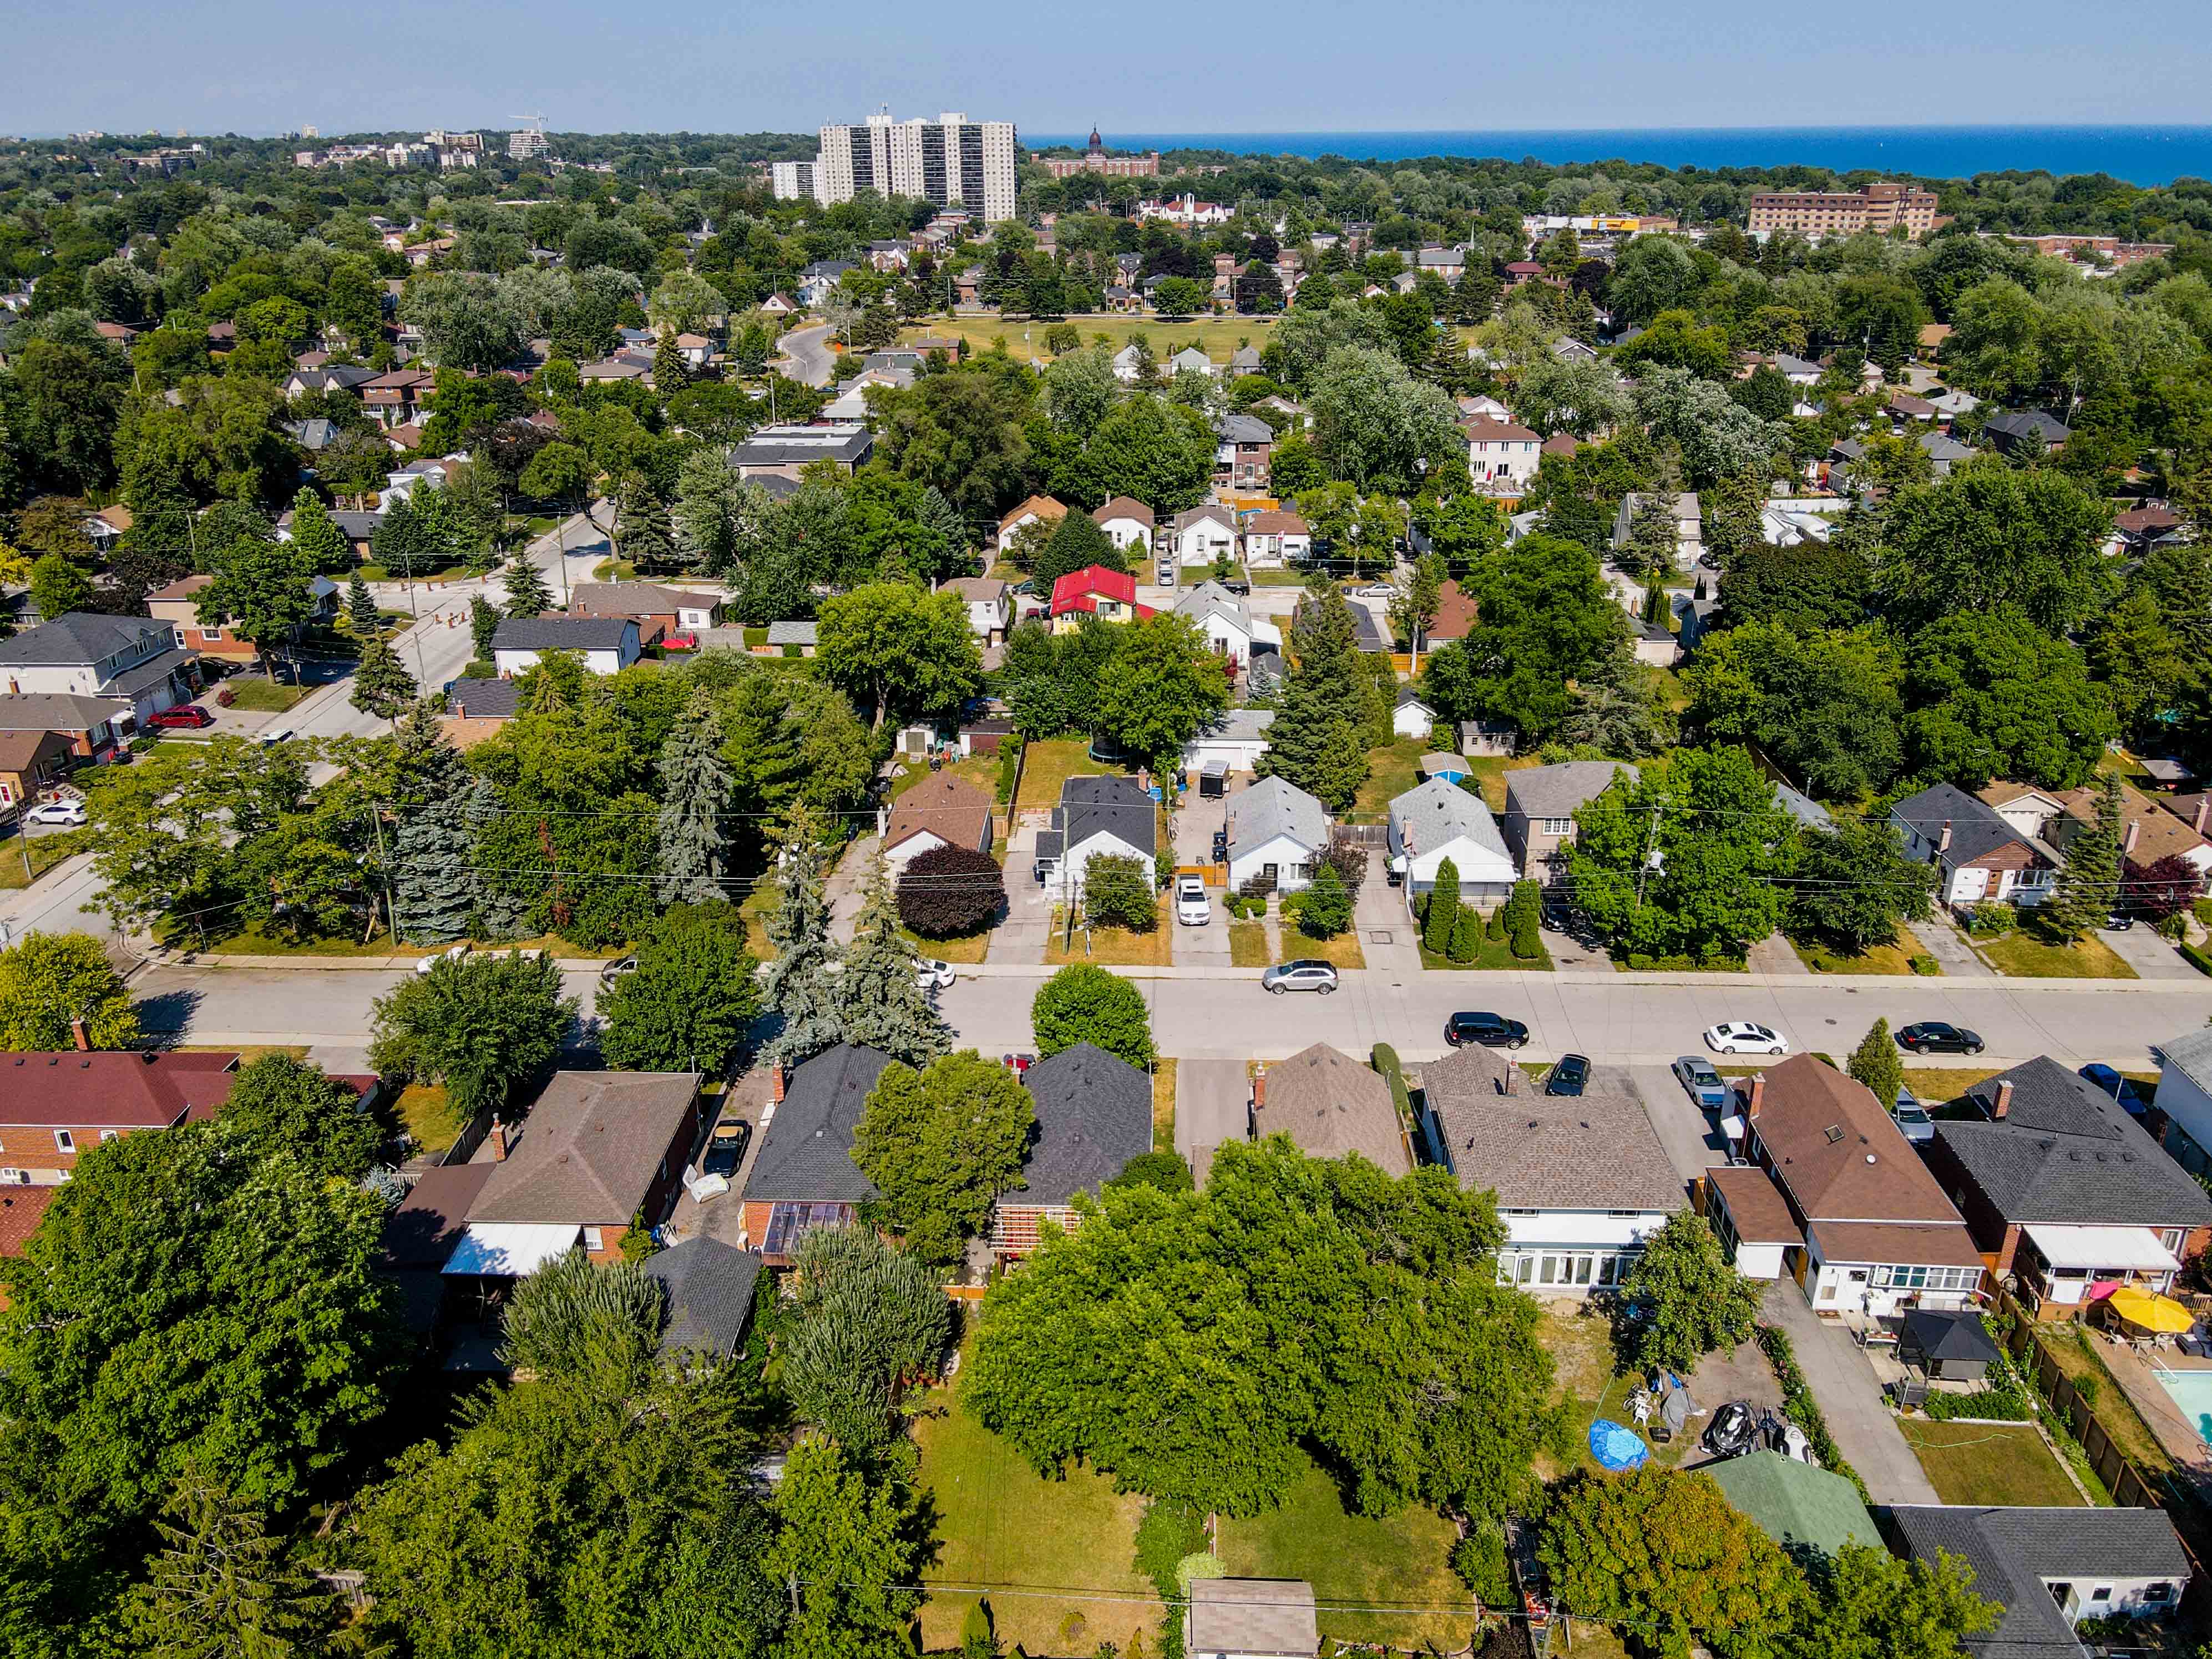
[0,1051,242,1185]
[0,1185,54,1258]
[1049,566,1153,633]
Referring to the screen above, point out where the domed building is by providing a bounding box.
[1042,127,1161,179]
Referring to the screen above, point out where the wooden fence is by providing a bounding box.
[2005,1325,2170,1509]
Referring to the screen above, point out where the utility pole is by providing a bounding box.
[1634,798,1665,907]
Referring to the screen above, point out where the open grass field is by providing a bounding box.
[1898,1419,2084,1507]
[914,1368,1160,1658]
[1012,737,1123,821]
[1045,898,1173,966]
[901,314,1281,362]
[1794,927,1933,975]
[1978,928,2138,979]
[1216,1451,1479,1652]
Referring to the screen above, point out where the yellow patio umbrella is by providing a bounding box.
[2109,1286,2194,1333]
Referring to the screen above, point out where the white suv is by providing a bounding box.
[1174,876,1211,927]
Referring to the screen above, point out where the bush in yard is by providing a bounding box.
[1084,853,1157,931]
[1448,903,1480,963]
[1421,858,1461,955]
[1963,901,2016,937]
[1846,1019,1905,1117]
[897,844,1006,938]
[1509,881,1543,959]
[1031,963,1155,1066]
[1619,1211,1764,1373]
[1298,862,1353,938]
[993,735,1024,803]
[1320,834,1368,893]
[1485,903,1505,940]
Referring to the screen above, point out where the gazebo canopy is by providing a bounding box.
[1900,1308,2000,1365]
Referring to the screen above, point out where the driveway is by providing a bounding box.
[1910,914,1994,978]
[1746,932,1809,975]
[1628,1062,1739,1184]
[1170,791,1233,966]
[991,825,1050,966]
[666,1066,774,1247]
[1353,849,1422,980]
[1175,1057,1249,1186]
[2097,923,2201,981]
[1761,1282,1938,1503]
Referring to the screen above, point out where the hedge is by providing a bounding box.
[1372,1043,1415,1136]
[2181,941,2212,978]
[1753,1324,1868,1501]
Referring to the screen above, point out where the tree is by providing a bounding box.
[1686,623,1906,801]
[1083,853,1157,932]
[779,1226,950,1459]
[367,950,575,1119]
[469,593,502,661]
[1717,540,1871,634]
[1390,553,1445,665]
[28,553,93,621]
[122,1468,337,1658]
[617,474,680,574]
[2128,853,2201,923]
[1421,535,1629,743]
[898,843,1006,938]
[1800,1542,2000,1659]
[1096,614,1229,777]
[0,932,138,1051]
[1256,581,1373,812]
[1786,820,1937,955]
[1297,861,1354,938]
[816,581,983,728]
[760,811,844,1066]
[498,1248,664,1389]
[655,693,732,903]
[1620,1212,1764,1373]
[1848,1019,1907,1119]
[221,1052,381,1181]
[764,1436,925,1658]
[1901,610,2112,791]
[350,635,419,728]
[501,552,554,618]
[856,1049,1037,1263]
[842,853,951,1066]
[1875,467,2116,637]
[1608,236,1702,326]
[1422,858,1462,957]
[346,570,379,636]
[1622,489,1682,580]
[392,780,487,945]
[518,439,595,505]
[1074,397,1216,517]
[196,537,316,680]
[287,488,354,575]
[1031,508,1124,589]
[1032,963,1154,1067]
[2047,772,2124,938]
[1540,1466,1803,1659]
[597,903,760,1075]
[1306,345,1462,493]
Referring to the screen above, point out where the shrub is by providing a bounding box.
[1485,904,1505,940]
[1421,858,1461,955]
[1298,863,1353,938]
[1447,903,1480,963]
[994,735,1025,803]
[1084,854,1157,931]
[1509,879,1543,959]
[1909,953,1941,974]
[2183,942,2212,978]
[897,844,1006,938]
[1372,1043,1414,1134]
[1450,1521,1513,1606]
[1963,901,2016,937]
[1134,1499,1207,1599]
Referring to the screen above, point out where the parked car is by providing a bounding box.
[1544,1053,1591,1096]
[1703,1021,1789,1056]
[146,705,214,730]
[417,942,471,975]
[599,955,639,984]
[22,800,85,827]
[1220,579,1251,596]
[2078,1062,2148,1114]
[700,1115,752,1179]
[1892,1086,1934,1144]
[1896,1020,1983,1055]
[1352,583,1394,599]
[1671,1055,1729,1109]
[2105,913,2137,931]
[1445,1011,1528,1049]
[1262,959,1339,995]
[256,727,295,746]
[915,958,956,992]
[1175,875,1212,927]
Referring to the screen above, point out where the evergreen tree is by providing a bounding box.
[617,474,679,574]
[287,487,353,575]
[842,853,951,1066]
[123,1468,332,1656]
[350,636,419,729]
[469,593,502,661]
[655,693,732,903]
[1422,857,1462,957]
[346,570,378,635]
[1449,902,1481,962]
[1847,1019,1906,1116]
[392,788,484,944]
[1032,509,1124,589]
[1254,579,1371,811]
[1623,490,1679,580]
[651,329,690,393]
[369,493,427,578]
[502,553,553,618]
[760,808,846,1065]
[2047,773,2124,938]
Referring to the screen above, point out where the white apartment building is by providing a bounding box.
[812,113,1016,221]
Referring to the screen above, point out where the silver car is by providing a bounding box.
[1262,959,1339,995]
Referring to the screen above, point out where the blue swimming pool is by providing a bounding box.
[2154,1367,2212,1444]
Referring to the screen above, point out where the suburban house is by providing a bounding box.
[1714,1055,1983,1318]
[939,576,1011,644]
[2046,778,2212,891]
[0,1051,246,1185]
[726,423,874,483]
[763,620,818,656]
[1975,781,2068,842]
[1502,761,1639,883]
[737,1045,894,1266]
[1049,565,1153,630]
[880,773,995,871]
[1187,1578,1319,1659]
[1095,496,1156,556]
[0,692,136,760]
[997,494,1067,553]
[1919,1057,2212,1318]
[1609,492,1703,570]
[1183,709,1275,778]
[2148,1025,2212,1180]
[447,1071,705,1278]
[1225,776,1330,894]
[1703,1162,1801,1281]
[1034,775,1157,898]
[147,573,338,663]
[1252,1044,1411,1176]
[1427,579,1479,646]
[1887,1505,2189,1653]
[1393,690,1435,741]
[0,729,74,811]
[1419,1044,1681,1293]
[0,1186,53,1258]
[990,1043,1151,1260]
[1169,504,1240,568]
[1239,509,1310,567]
[1890,782,2061,911]
[1175,581,1280,664]
[566,582,722,642]
[1466,422,1543,485]
[641,1237,764,1364]
[442,677,524,746]
[1982,408,2071,458]
[1388,778,1517,911]
[378,1162,494,1339]
[1213,414,1273,488]
[490,616,642,677]
[0,612,199,724]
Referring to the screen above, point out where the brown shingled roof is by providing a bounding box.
[0,1051,240,1130]
[0,1185,54,1257]
[883,773,994,859]
[1748,1055,1969,1230]
[1254,1044,1409,1175]
[468,1071,701,1227]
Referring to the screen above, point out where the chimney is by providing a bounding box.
[1937,820,1953,854]
[488,1115,508,1161]
[1252,1068,1267,1116]
[1993,1081,2012,1120]
[1747,1076,1764,1121]
[2196,797,2209,836]
[69,1018,89,1053]
[2125,819,2140,855]
[1502,1063,1520,1097]
[771,1061,787,1104]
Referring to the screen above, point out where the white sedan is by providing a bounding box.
[22,800,87,827]
[915,958,956,992]
[1703,1021,1789,1056]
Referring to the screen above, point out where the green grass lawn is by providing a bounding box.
[1349,737,1428,824]
[591,558,640,582]
[1045,899,1172,966]
[889,753,998,801]
[200,923,399,957]
[1229,918,1270,966]
[1216,1451,1479,1652]
[915,1369,1160,1659]
[903,925,989,965]
[1152,1058,1176,1151]
[1793,927,1933,975]
[1417,927,1553,972]
[1899,1419,2083,1507]
[1978,927,2138,980]
[739,884,777,961]
[395,1084,466,1157]
[1013,737,1124,820]
[0,828,87,891]
[224,679,311,713]
[1280,925,1366,969]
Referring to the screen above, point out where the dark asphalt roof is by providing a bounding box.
[491,616,635,651]
[0,612,170,667]
[1889,783,2039,867]
[643,1237,762,1357]
[741,1044,890,1204]
[447,678,523,721]
[1051,775,1157,859]
[1020,1043,1152,1207]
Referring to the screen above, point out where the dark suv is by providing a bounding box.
[1445,1011,1530,1049]
[1544,1054,1591,1096]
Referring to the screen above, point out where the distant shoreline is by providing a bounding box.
[1023,124,2212,187]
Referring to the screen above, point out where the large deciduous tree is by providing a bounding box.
[855,1049,1036,1263]
[1786,820,1937,955]
[816,581,982,729]
[367,950,576,1119]
[596,902,760,1076]
[1619,1212,1763,1373]
[1874,466,2115,637]
[1421,534,1629,743]
[196,535,316,680]
[1031,963,1155,1068]
[0,931,138,1051]
[1305,345,1462,493]
[1095,613,1229,778]
[1900,610,2113,790]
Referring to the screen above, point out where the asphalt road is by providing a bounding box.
[775,324,835,388]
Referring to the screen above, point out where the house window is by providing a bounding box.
[0,1169,22,1185]
[200,628,224,644]
[98,1130,118,1143]
[1540,818,1573,836]
[2089,1587,2113,1604]
[582,1227,605,1253]
[2146,1584,2174,1604]
[53,1131,73,1154]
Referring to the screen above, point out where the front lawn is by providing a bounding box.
[0,828,87,891]
[224,679,310,713]
[1045,898,1172,966]
[1898,1419,2083,1507]
[915,1368,1160,1658]
[1229,919,1270,966]
[904,925,990,965]
[1282,926,1366,969]
[1793,927,1933,975]
[1418,930,1553,972]
[1152,1058,1176,1151]
[201,923,398,957]
[1216,1451,1479,1652]
[1978,927,2137,979]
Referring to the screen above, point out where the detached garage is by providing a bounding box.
[1182,708,1274,777]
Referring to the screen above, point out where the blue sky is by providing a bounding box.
[7,0,2209,139]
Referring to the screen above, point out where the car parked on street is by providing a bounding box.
[1544,1053,1591,1096]
[915,957,956,992]
[599,955,639,984]
[1262,959,1339,995]
[2078,1062,2148,1114]
[1892,1086,1934,1143]
[1175,876,1212,927]
[146,705,214,730]
[1703,1021,1789,1056]
[1896,1020,1983,1055]
[256,727,295,746]
[700,1115,752,1179]
[1671,1055,1729,1109]
[1445,1011,1528,1049]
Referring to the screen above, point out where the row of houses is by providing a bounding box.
[994,493,1312,568]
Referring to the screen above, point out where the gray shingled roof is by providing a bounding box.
[1420,1049,1684,1213]
[1255,1044,1408,1175]
[1390,777,1511,862]
[492,616,636,652]
[468,1071,701,1226]
[1187,1579,1319,1659]
[644,1237,762,1357]
[2160,1025,2212,1100]
[727,426,873,468]
[1214,413,1273,444]
[766,620,818,647]
[1229,776,1329,863]
[447,678,523,721]
[1889,782,2044,867]
[1191,708,1275,743]
[0,612,170,667]
[1938,1056,2212,1227]
[1052,775,1157,859]
[741,1045,891,1204]
[1505,761,1638,822]
[1019,1043,1152,1206]
[0,691,133,732]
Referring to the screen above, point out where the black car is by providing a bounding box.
[1543,1053,1590,1096]
[1896,1021,1985,1056]
[1446,1011,1529,1049]
[701,1115,752,1179]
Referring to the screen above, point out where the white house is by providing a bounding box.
[996,494,1066,554]
[1182,709,1275,776]
[940,577,1011,644]
[1095,496,1156,557]
[2154,1025,2212,1177]
[1457,394,1511,424]
[1891,1505,2191,1648]
[1391,689,1435,741]
[1033,775,1157,900]
[1173,582,1280,664]
[1386,778,1516,911]
[0,612,199,724]
[1225,776,1329,894]
[1610,492,1703,571]
[490,616,642,677]
[1421,1046,1682,1294]
[1109,344,1146,384]
[1169,504,1239,568]
[1166,346,1216,378]
[1466,422,1543,486]
[1239,509,1310,567]
[1890,783,2060,911]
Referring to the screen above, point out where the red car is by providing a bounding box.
[146,705,215,730]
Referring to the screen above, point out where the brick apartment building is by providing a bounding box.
[1748,181,1941,239]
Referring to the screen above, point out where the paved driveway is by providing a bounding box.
[1353,850,1422,980]
[1175,1057,1249,1185]
[990,826,1050,966]
[1910,915,1993,978]
[2097,923,2201,980]
[1628,1062,1738,1183]
[1763,1282,1938,1503]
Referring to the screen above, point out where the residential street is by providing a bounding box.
[773,323,835,387]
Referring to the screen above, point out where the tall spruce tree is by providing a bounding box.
[288,487,353,575]
[617,475,679,574]
[502,553,553,618]
[651,330,690,393]
[1847,1018,1905,1115]
[760,808,846,1065]
[392,788,484,944]
[350,636,419,729]
[469,593,502,661]
[2047,772,2124,938]
[655,693,732,903]
[842,852,951,1066]
[1256,578,1371,811]
[346,570,378,635]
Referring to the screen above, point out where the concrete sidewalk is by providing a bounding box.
[1762,1284,1938,1504]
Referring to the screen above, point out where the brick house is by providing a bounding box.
[148,573,338,664]
[737,1045,893,1266]
[0,693,136,760]
[0,729,74,811]
[0,1050,245,1185]
[1890,782,2061,912]
[1213,414,1273,488]
[990,1043,1151,1259]
[565,581,722,644]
